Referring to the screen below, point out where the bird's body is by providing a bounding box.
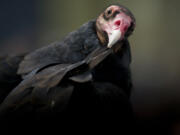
[0,5,136,128]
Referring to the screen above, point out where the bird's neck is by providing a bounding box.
[96,29,107,46]
[95,20,108,46]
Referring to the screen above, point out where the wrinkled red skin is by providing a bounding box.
[103,6,132,40]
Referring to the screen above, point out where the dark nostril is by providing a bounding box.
[115,20,121,26]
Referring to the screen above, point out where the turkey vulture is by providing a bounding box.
[0,4,135,121]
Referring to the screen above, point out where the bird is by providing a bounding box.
[0,4,136,122]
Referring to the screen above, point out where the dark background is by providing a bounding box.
[0,0,180,134]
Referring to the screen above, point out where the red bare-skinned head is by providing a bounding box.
[96,5,135,48]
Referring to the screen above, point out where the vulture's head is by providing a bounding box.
[96,4,135,48]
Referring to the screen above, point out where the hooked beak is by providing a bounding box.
[107,29,122,48]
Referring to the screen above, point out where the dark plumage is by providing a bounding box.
[0,5,136,127]
[0,55,24,103]
[18,20,99,75]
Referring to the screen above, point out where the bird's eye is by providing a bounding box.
[107,10,112,15]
